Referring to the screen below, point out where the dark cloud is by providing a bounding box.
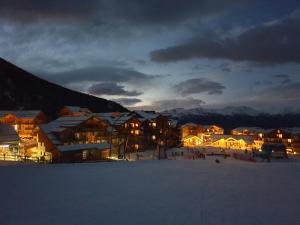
[273,74,289,79]
[151,11,300,64]
[40,66,162,85]
[261,82,300,100]
[0,0,241,25]
[0,0,100,22]
[219,63,232,72]
[88,82,142,96]
[174,78,225,96]
[113,98,142,106]
[254,80,273,86]
[273,74,291,84]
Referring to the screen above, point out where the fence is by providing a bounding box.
[0,153,51,163]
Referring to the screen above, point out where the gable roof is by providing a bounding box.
[232,127,266,134]
[0,123,19,143]
[39,115,97,145]
[0,110,42,119]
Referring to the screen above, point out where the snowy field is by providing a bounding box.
[0,157,299,225]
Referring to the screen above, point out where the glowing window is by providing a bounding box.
[82,150,87,160]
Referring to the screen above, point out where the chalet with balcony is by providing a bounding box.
[0,110,46,141]
[231,127,265,136]
[204,125,224,135]
[210,134,255,150]
[38,115,110,162]
[0,123,20,161]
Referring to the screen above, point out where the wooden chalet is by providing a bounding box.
[0,123,20,161]
[203,125,224,135]
[181,123,205,139]
[231,127,265,136]
[38,115,110,162]
[0,110,46,141]
[210,134,255,150]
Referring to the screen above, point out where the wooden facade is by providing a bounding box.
[38,116,110,162]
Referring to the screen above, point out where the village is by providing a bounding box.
[1,106,299,164]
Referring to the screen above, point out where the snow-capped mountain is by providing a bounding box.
[209,106,261,116]
[163,106,262,118]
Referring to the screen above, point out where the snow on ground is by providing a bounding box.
[0,158,299,225]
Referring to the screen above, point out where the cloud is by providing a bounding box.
[0,0,99,22]
[88,82,142,96]
[130,97,205,111]
[40,66,162,85]
[174,78,225,96]
[0,0,241,25]
[254,80,273,86]
[150,10,300,64]
[273,74,291,84]
[112,98,142,106]
[260,82,300,100]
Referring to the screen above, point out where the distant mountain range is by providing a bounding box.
[163,106,300,130]
[164,106,261,117]
[0,58,127,118]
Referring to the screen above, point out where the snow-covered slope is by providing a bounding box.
[164,106,261,118]
[1,159,299,225]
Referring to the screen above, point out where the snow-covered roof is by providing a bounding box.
[181,123,198,128]
[232,127,265,133]
[39,116,96,145]
[211,134,255,144]
[134,110,160,121]
[183,135,201,140]
[0,110,42,119]
[0,123,19,143]
[95,112,136,126]
[57,143,110,152]
[203,125,223,129]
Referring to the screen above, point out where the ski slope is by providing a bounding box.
[0,158,299,225]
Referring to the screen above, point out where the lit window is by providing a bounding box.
[278,134,283,138]
[135,123,139,127]
[134,144,139,150]
[82,150,87,160]
[131,130,134,134]
[152,135,156,140]
[135,130,139,135]
[288,139,292,143]
[124,123,127,128]
[152,122,156,127]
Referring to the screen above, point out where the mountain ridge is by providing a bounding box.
[0,57,128,118]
